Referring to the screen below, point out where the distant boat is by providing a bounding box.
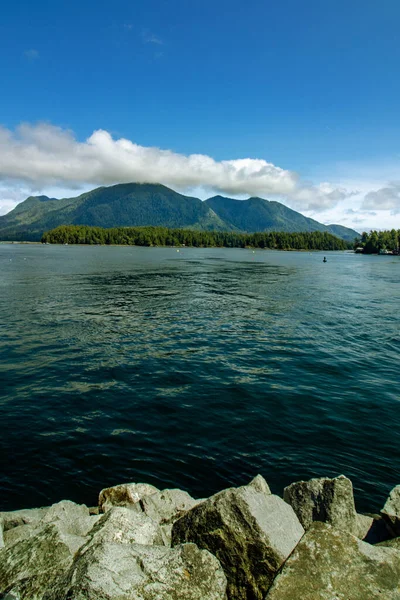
[323,257,327,263]
[379,248,392,255]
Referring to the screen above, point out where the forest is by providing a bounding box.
[41,225,350,250]
[356,230,400,254]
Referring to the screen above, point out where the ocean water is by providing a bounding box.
[0,244,399,513]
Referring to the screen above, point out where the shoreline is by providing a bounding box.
[1,473,400,598]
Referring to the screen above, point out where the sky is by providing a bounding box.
[1,0,400,231]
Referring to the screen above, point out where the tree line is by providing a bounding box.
[41,225,351,250]
[355,230,400,254]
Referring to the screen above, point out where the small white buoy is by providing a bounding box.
[176,249,180,252]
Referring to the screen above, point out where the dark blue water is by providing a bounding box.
[0,244,399,512]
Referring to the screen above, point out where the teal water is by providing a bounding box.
[0,244,399,512]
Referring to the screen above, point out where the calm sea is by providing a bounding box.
[0,244,399,512]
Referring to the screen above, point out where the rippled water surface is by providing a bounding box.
[1,244,399,512]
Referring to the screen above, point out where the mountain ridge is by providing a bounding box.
[0,182,360,242]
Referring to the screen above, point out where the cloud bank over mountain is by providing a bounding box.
[0,122,352,208]
[0,122,397,230]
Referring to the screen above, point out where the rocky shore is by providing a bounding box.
[1,474,400,599]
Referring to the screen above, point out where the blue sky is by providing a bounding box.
[1,0,400,229]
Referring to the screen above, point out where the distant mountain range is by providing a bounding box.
[0,183,360,242]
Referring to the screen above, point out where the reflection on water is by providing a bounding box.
[0,244,399,511]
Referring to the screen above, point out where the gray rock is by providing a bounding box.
[247,473,272,494]
[3,515,100,550]
[45,541,227,600]
[1,500,98,550]
[283,474,359,535]
[141,488,199,525]
[0,507,48,532]
[4,524,38,549]
[265,521,400,600]
[85,506,165,547]
[356,513,374,539]
[0,521,87,599]
[172,475,303,599]
[382,485,400,535]
[356,512,395,544]
[139,488,200,544]
[98,482,159,513]
[377,536,400,549]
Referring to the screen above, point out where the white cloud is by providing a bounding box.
[362,182,400,214]
[0,123,297,194]
[288,182,356,212]
[0,122,354,215]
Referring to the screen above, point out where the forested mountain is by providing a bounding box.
[0,182,359,241]
[206,195,326,234]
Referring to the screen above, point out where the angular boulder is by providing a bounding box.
[381,485,400,535]
[84,506,165,547]
[98,482,159,513]
[45,541,227,600]
[356,512,395,544]
[1,500,99,550]
[283,474,359,535]
[0,521,87,599]
[265,522,400,600]
[0,507,49,532]
[172,475,304,599]
[140,488,200,544]
[377,536,400,550]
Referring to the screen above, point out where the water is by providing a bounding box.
[0,244,399,513]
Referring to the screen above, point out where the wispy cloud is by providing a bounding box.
[24,49,39,61]
[142,30,163,45]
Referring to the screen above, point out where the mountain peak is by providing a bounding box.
[0,182,358,242]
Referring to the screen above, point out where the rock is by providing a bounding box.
[356,513,374,539]
[45,541,227,600]
[356,512,395,544]
[0,522,87,599]
[381,485,400,535]
[140,488,200,544]
[265,521,400,600]
[283,474,359,535]
[247,473,272,494]
[4,524,38,548]
[141,488,199,524]
[3,515,100,550]
[0,507,48,532]
[172,475,304,599]
[41,500,97,537]
[377,537,400,549]
[85,507,165,547]
[1,500,99,550]
[98,482,159,513]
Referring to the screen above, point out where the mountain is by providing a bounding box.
[324,224,360,243]
[0,182,359,242]
[205,195,326,234]
[0,183,228,241]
